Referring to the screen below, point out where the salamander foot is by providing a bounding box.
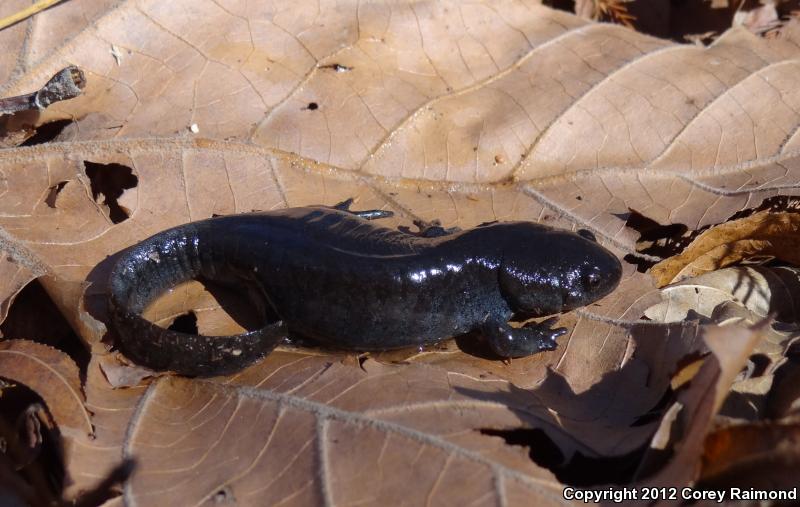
[333,198,394,220]
[482,317,567,358]
[399,218,461,238]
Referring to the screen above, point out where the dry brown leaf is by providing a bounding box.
[0,339,91,437]
[710,302,798,421]
[700,419,800,490]
[633,322,767,499]
[122,359,578,506]
[651,212,800,287]
[69,350,666,504]
[644,265,800,420]
[97,353,156,388]
[62,356,145,499]
[0,255,38,325]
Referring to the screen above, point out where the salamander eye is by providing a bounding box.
[577,229,596,242]
[586,272,602,287]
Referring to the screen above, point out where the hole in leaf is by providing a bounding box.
[44,181,68,208]
[20,119,73,146]
[212,486,235,504]
[167,311,199,334]
[83,161,138,224]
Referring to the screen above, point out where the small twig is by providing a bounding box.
[0,0,67,31]
[0,66,85,116]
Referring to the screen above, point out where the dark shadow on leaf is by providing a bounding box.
[44,181,69,209]
[20,119,73,146]
[454,319,710,486]
[0,383,65,505]
[1,280,89,377]
[619,209,689,273]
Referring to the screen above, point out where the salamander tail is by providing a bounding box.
[108,224,285,376]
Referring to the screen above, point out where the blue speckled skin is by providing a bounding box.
[109,205,622,376]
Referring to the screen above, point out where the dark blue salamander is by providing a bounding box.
[109,201,622,376]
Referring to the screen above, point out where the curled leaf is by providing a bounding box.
[651,212,800,287]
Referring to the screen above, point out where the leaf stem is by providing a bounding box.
[0,0,68,31]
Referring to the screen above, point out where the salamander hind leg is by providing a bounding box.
[332,198,394,220]
[481,317,567,358]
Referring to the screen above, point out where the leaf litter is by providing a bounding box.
[2,1,800,505]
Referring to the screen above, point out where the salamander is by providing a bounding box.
[108,201,622,376]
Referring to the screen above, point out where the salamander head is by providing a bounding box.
[498,225,622,315]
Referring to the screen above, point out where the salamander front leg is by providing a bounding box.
[333,198,394,220]
[481,317,567,358]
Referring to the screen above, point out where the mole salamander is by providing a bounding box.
[109,200,622,376]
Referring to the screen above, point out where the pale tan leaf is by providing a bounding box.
[644,266,798,323]
[575,0,596,20]
[733,2,780,35]
[0,0,107,80]
[122,359,588,506]
[0,139,639,396]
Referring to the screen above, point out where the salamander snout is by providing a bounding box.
[561,244,622,310]
[498,226,623,315]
